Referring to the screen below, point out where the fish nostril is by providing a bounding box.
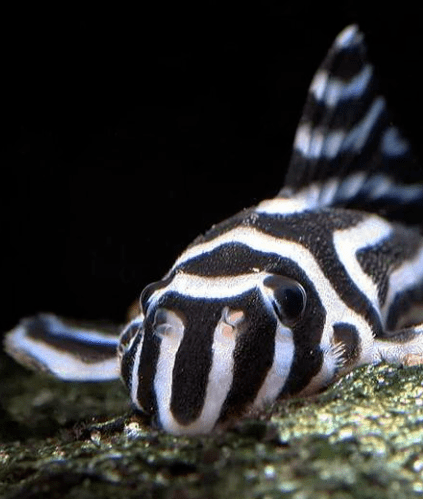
[218,307,245,339]
[222,307,245,327]
[221,323,235,338]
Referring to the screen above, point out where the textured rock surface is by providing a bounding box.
[1,355,422,499]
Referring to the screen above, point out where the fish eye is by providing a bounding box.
[140,281,161,314]
[264,275,307,324]
[152,308,185,338]
[153,308,170,328]
[118,319,143,356]
[274,283,306,322]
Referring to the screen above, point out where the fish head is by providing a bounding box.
[118,269,327,435]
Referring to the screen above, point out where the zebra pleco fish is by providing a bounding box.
[5,25,423,435]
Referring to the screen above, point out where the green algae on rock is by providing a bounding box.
[1,361,422,498]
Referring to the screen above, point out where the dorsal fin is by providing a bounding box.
[281,25,423,225]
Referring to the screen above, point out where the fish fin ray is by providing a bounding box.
[4,314,121,381]
[373,323,423,366]
[281,25,423,223]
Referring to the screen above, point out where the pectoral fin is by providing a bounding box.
[4,314,121,381]
[373,324,423,366]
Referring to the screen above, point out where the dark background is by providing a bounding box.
[2,4,422,335]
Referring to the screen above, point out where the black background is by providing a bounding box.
[2,3,422,335]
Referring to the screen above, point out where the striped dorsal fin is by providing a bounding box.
[281,25,423,224]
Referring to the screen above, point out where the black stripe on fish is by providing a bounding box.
[217,290,278,424]
[217,262,326,423]
[356,225,423,307]
[168,296,221,425]
[25,315,118,363]
[333,322,360,368]
[120,324,143,397]
[275,260,326,397]
[175,241,307,277]
[181,207,383,337]
[136,320,161,416]
[386,284,423,331]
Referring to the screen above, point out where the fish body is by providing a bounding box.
[5,25,423,435]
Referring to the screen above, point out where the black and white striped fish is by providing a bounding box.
[5,25,423,435]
